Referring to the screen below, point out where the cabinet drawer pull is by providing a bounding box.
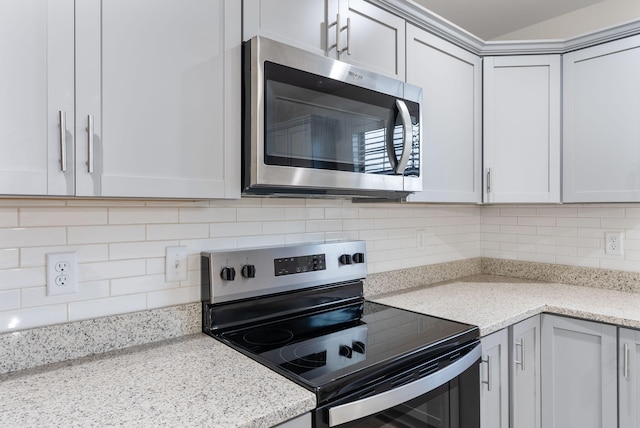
[515,339,525,370]
[87,115,94,173]
[481,355,491,391]
[59,110,67,172]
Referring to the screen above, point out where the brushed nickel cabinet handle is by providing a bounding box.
[486,168,492,193]
[87,115,94,173]
[624,343,630,378]
[514,339,525,371]
[326,15,338,54]
[481,355,491,391]
[59,110,67,172]
[339,17,351,56]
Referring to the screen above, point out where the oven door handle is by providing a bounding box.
[328,342,481,427]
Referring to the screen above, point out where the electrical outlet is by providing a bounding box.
[46,252,78,296]
[166,246,188,282]
[605,232,624,255]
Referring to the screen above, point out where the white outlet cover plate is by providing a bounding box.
[605,232,624,255]
[46,251,78,296]
[166,246,188,282]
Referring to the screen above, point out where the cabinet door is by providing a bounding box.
[510,315,541,428]
[243,0,335,57]
[483,55,561,203]
[541,314,617,428]
[480,329,509,428]
[619,327,640,428]
[405,24,481,203]
[75,0,240,198]
[337,0,405,80]
[0,0,74,196]
[563,34,640,202]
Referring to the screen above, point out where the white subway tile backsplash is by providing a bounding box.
[0,290,20,310]
[0,227,67,248]
[20,207,108,226]
[237,207,285,222]
[147,285,200,309]
[79,259,146,282]
[21,244,109,267]
[8,199,640,333]
[0,267,44,290]
[0,249,18,269]
[146,223,209,241]
[109,207,179,224]
[0,208,18,227]
[0,304,67,332]
[68,294,147,322]
[211,221,261,237]
[68,225,145,244]
[110,241,176,260]
[111,275,172,296]
[21,281,110,307]
[179,207,236,223]
[285,207,325,220]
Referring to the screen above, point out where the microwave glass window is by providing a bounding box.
[264,62,419,177]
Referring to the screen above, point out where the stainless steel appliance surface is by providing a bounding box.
[242,36,423,199]
[201,241,480,427]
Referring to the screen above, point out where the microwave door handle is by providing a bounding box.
[328,343,481,427]
[392,99,413,174]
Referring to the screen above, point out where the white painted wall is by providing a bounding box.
[493,0,640,41]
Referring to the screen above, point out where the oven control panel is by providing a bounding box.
[202,240,367,304]
[275,254,326,276]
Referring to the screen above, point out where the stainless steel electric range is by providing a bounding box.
[201,240,481,428]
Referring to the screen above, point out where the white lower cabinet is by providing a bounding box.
[480,315,540,428]
[541,314,617,428]
[619,328,640,428]
[480,328,509,428]
[510,316,541,428]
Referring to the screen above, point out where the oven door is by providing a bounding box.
[315,342,481,428]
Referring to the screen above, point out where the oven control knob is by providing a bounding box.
[339,345,353,359]
[338,254,352,265]
[241,264,256,278]
[352,253,365,264]
[220,267,236,281]
[352,341,366,354]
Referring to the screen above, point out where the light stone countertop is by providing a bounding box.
[0,334,315,428]
[370,275,640,336]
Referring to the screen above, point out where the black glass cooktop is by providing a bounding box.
[215,300,478,403]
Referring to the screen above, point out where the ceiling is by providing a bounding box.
[410,0,622,40]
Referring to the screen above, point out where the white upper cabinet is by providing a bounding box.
[75,0,240,198]
[1,0,240,199]
[0,0,74,196]
[483,55,561,203]
[243,0,405,79]
[563,34,640,202]
[405,24,481,203]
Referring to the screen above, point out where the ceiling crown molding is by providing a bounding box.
[373,0,640,56]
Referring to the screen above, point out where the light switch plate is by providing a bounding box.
[166,246,188,282]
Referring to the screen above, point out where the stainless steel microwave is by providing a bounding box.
[242,36,422,199]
